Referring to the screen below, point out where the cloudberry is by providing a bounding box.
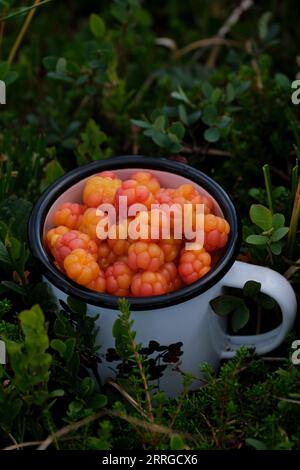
[128,242,164,272]
[131,171,160,194]
[52,202,85,230]
[204,214,230,252]
[64,248,100,286]
[131,271,168,297]
[83,175,121,207]
[53,230,98,267]
[46,226,70,253]
[105,261,133,296]
[87,270,106,292]
[178,248,211,284]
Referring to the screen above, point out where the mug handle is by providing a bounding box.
[220,261,297,359]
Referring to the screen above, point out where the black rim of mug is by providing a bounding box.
[28,155,241,310]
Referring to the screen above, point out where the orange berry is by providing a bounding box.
[159,237,182,262]
[105,261,133,296]
[131,171,160,194]
[79,208,108,241]
[83,175,122,207]
[46,226,70,253]
[98,242,117,270]
[159,262,182,292]
[86,270,106,292]
[178,248,211,285]
[52,202,85,229]
[131,271,168,297]
[115,179,154,211]
[53,230,98,267]
[128,241,164,272]
[204,214,230,252]
[64,248,100,286]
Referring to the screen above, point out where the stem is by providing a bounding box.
[263,164,274,214]
[7,0,41,65]
[286,179,300,260]
[291,162,299,202]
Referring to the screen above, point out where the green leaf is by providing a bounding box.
[256,293,276,310]
[246,234,268,245]
[1,281,26,295]
[249,204,272,230]
[232,303,250,332]
[90,394,108,409]
[178,104,188,125]
[202,105,218,126]
[204,127,220,143]
[131,119,151,129]
[187,110,202,125]
[217,115,231,129]
[258,12,272,40]
[243,280,261,297]
[270,227,289,242]
[275,73,290,89]
[40,159,64,192]
[246,438,267,450]
[0,241,10,264]
[171,86,191,105]
[67,296,87,315]
[56,57,67,74]
[211,88,222,104]
[90,14,106,39]
[149,130,170,148]
[80,377,95,397]
[201,82,213,99]
[51,339,66,358]
[272,213,285,229]
[226,83,235,103]
[43,56,57,70]
[153,115,166,132]
[170,434,185,450]
[210,295,243,316]
[64,338,76,362]
[270,242,282,255]
[169,121,185,140]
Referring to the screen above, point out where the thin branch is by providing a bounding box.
[174,37,242,59]
[206,0,254,67]
[107,379,149,419]
[0,0,51,23]
[182,145,233,158]
[274,396,300,405]
[8,0,44,64]
[36,409,194,450]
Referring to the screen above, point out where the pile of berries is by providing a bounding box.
[45,170,230,297]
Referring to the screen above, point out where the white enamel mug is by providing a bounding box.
[29,156,297,397]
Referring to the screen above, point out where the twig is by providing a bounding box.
[284,257,300,279]
[286,179,300,260]
[107,379,149,419]
[0,0,51,23]
[182,145,232,157]
[3,441,42,451]
[245,39,263,91]
[274,396,300,405]
[129,72,158,108]
[36,409,194,450]
[206,0,254,67]
[8,0,42,64]
[174,37,242,59]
